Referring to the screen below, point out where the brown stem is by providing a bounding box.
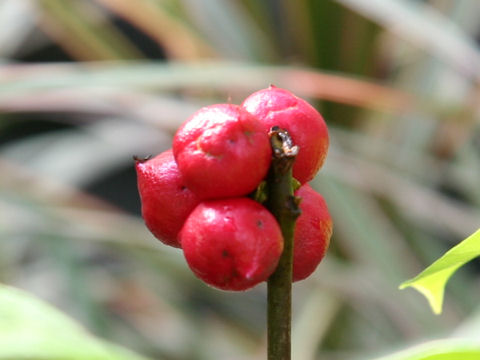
[265,126,300,360]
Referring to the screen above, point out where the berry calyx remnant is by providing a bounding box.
[135,150,200,248]
[242,86,329,184]
[180,198,283,291]
[173,104,272,200]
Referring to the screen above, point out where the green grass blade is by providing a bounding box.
[335,0,480,82]
[0,62,412,113]
[39,0,142,60]
[399,229,480,314]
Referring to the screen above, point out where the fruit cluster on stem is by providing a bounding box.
[135,86,333,359]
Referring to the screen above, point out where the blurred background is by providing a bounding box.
[1,0,480,359]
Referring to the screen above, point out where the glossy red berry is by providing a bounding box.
[173,104,271,200]
[293,184,332,282]
[135,150,200,248]
[180,198,283,291]
[242,86,329,184]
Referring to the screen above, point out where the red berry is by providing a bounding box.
[135,150,200,248]
[242,86,329,184]
[173,104,271,200]
[180,198,283,291]
[293,184,332,282]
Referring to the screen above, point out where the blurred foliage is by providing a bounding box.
[0,284,150,360]
[1,0,480,359]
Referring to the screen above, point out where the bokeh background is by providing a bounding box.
[1,0,480,359]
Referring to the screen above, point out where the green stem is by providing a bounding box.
[266,127,300,360]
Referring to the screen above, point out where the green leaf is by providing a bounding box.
[372,339,480,360]
[0,283,151,360]
[399,229,480,314]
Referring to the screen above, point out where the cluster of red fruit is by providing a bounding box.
[136,86,332,291]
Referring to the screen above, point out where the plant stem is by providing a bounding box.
[266,127,300,360]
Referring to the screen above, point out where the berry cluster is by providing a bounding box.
[136,86,332,291]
